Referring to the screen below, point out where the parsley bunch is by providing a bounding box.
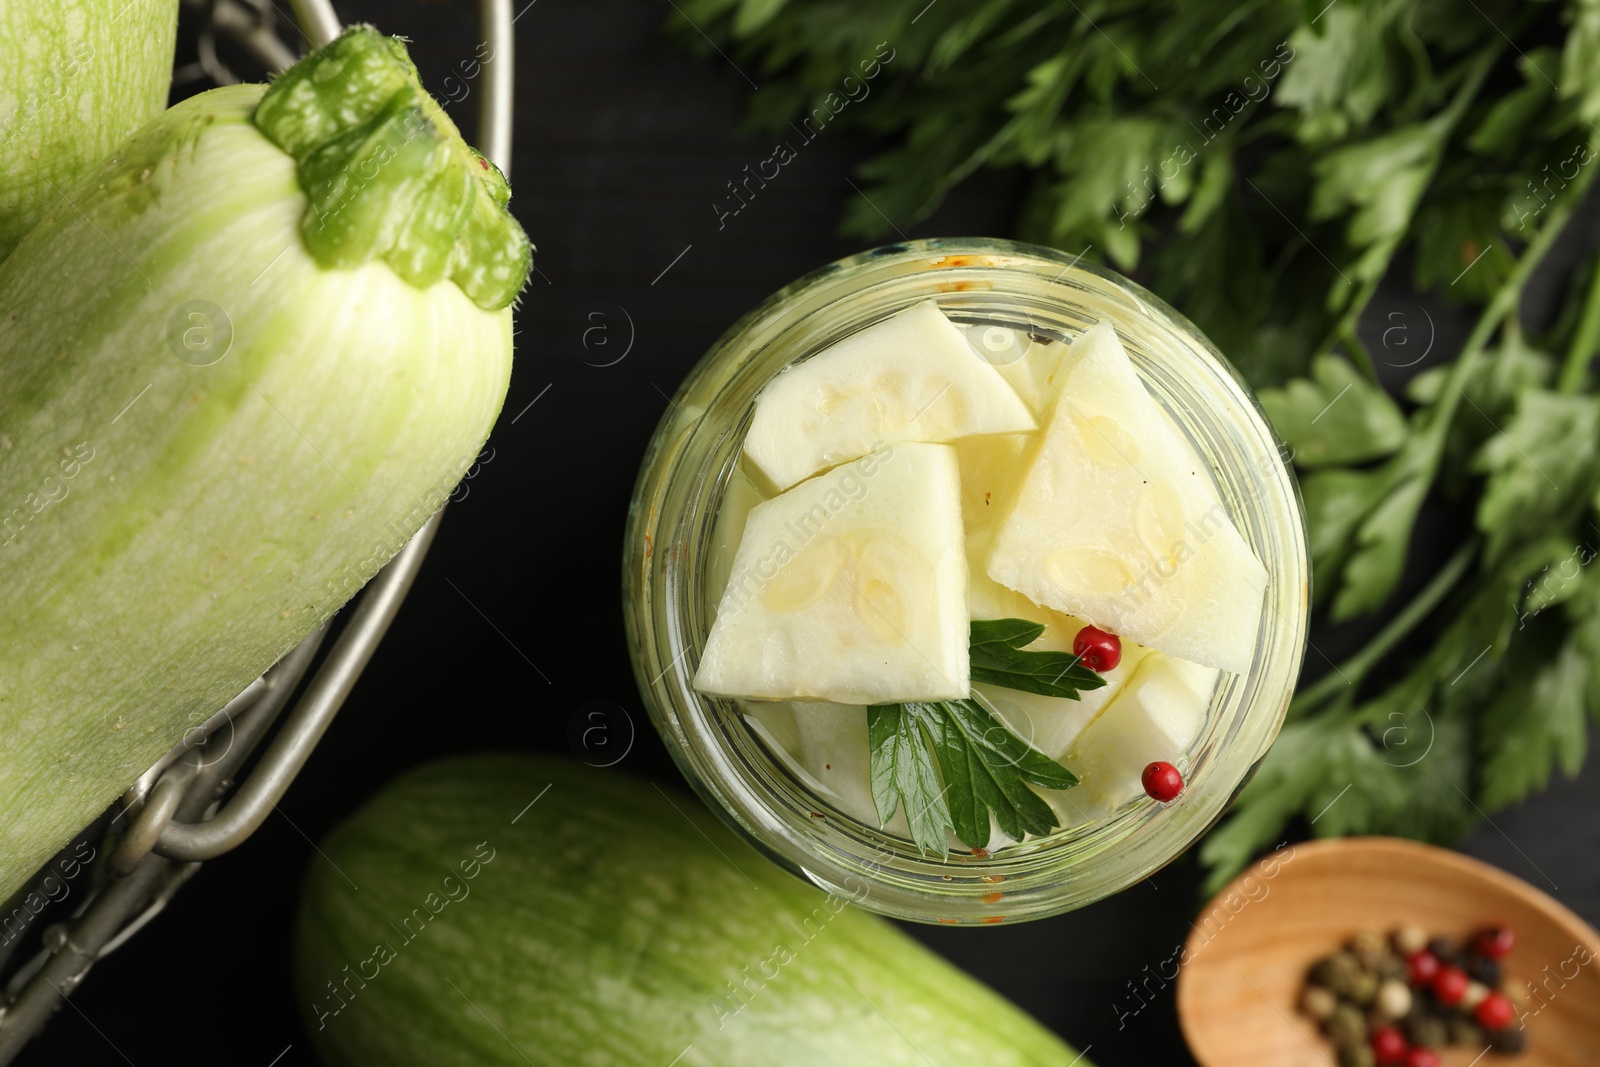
[672,0,1600,889]
[671,0,1600,385]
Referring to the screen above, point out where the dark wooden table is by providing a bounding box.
[23,2,1600,1063]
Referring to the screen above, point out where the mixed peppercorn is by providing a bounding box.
[1299,925,1526,1065]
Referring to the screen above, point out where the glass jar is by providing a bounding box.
[623,238,1308,924]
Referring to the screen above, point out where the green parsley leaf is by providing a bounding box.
[1564,550,1600,713]
[1297,461,1407,608]
[1562,0,1600,123]
[968,617,1106,698]
[1257,354,1409,468]
[866,618,1089,853]
[1412,194,1516,303]
[869,698,1077,853]
[1275,5,1400,144]
[1408,335,1556,494]
[1178,150,1235,235]
[867,703,954,856]
[1478,638,1590,810]
[1515,536,1595,619]
[1472,390,1600,562]
[1333,473,1428,621]
[1197,715,1346,893]
[1469,48,1560,156]
[925,699,1076,848]
[1201,673,1481,894]
[1405,336,1554,410]
[1308,117,1449,292]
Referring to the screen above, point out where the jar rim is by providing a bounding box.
[623,237,1309,925]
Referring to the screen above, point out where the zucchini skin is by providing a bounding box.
[0,0,179,259]
[294,755,1093,1067]
[0,85,513,898]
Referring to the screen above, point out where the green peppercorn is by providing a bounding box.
[1338,1045,1376,1067]
[1448,1017,1485,1046]
[1314,952,1367,999]
[1404,1014,1449,1049]
[1351,929,1388,971]
[1465,955,1502,987]
[1376,953,1408,982]
[1349,972,1380,1006]
[1412,988,1449,1018]
[1328,1003,1368,1047]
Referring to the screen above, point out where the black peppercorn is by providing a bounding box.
[1427,936,1463,968]
[1417,988,1454,1019]
[1489,1026,1528,1053]
[1464,955,1502,987]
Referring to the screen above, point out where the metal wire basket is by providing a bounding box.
[0,0,516,1057]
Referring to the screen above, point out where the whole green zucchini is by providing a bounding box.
[0,0,179,259]
[293,754,1093,1067]
[0,28,530,898]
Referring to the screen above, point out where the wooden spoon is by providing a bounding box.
[1176,837,1600,1066]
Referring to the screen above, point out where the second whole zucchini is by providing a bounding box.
[294,754,1095,1067]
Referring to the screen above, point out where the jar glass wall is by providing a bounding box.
[624,238,1309,924]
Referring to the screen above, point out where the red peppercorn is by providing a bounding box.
[1404,1048,1441,1067]
[1072,625,1122,672]
[1141,761,1183,802]
[1474,990,1516,1030]
[1370,1025,1408,1064]
[1406,949,1441,986]
[1432,964,1470,1006]
[1475,925,1516,961]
